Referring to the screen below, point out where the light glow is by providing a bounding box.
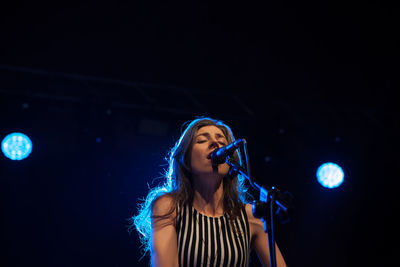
[1,132,33,160]
[316,162,344,188]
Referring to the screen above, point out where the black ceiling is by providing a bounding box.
[1,1,397,127]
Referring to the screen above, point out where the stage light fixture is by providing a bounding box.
[1,132,32,160]
[316,162,344,188]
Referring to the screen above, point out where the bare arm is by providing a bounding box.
[151,195,179,267]
[246,204,287,267]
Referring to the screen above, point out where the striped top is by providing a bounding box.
[176,203,251,267]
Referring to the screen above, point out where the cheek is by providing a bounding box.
[190,147,204,169]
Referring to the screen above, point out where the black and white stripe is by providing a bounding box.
[176,203,250,267]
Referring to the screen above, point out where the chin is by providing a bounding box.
[192,163,229,177]
[194,169,226,179]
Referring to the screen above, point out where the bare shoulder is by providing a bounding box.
[245,203,254,218]
[245,203,264,239]
[245,203,261,223]
[152,193,176,218]
[151,194,179,267]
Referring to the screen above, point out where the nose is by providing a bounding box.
[209,139,222,150]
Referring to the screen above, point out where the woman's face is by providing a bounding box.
[190,125,230,178]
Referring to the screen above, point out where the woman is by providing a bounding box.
[131,117,287,267]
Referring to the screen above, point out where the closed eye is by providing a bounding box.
[196,140,226,146]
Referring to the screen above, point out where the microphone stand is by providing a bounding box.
[226,155,291,267]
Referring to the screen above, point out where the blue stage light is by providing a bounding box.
[1,132,33,160]
[316,162,344,188]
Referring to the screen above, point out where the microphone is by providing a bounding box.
[210,139,245,165]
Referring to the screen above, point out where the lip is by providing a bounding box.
[206,152,213,159]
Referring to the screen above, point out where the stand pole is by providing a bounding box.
[226,159,280,267]
[267,189,277,267]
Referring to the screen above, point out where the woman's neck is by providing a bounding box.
[192,176,224,217]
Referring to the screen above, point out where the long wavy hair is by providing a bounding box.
[128,117,251,256]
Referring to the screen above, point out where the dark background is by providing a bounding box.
[0,1,398,266]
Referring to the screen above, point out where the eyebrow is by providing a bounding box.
[195,132,227,139]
